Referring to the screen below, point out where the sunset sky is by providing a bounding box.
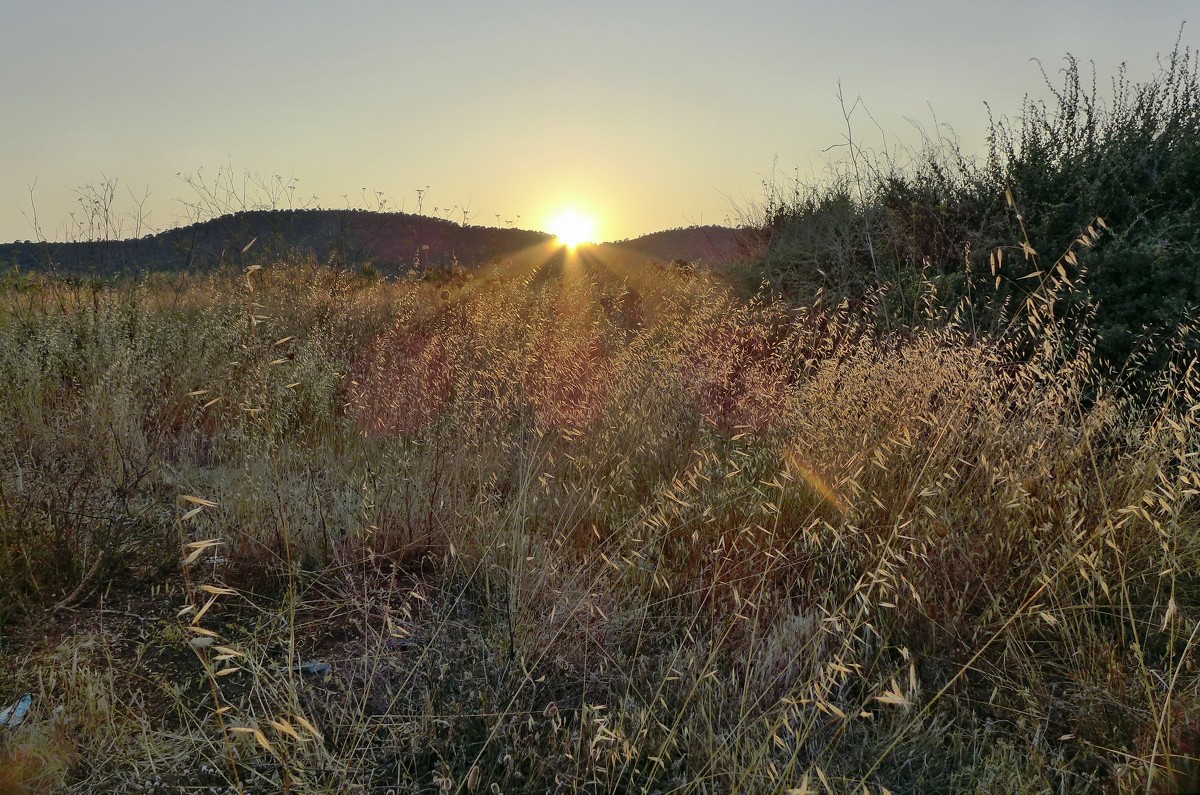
[1,1,1195,243]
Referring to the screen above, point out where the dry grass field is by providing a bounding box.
[0,246,1198,792]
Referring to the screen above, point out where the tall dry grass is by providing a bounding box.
[0,251,1197,792]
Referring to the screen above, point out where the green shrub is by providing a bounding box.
[755,36,1200,372]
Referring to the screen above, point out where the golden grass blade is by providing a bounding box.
[293,714,323,741]
[269,719,304,742]
[191,595,218,624]
[184,539,222,551]
[875,681,909,708]
[181,542,221,567]
[230,726,276,755]
[183,625,218,638]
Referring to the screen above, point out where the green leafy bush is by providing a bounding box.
[755,36,1200,371]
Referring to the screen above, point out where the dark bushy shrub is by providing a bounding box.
[757,34,1200,371]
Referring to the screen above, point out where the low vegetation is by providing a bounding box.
[0,239,1197,793]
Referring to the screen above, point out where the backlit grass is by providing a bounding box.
[0,256,1198,792]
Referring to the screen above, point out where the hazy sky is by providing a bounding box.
[1,1,1195,243]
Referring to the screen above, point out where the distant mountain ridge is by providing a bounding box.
[0,210,743,276]
[609,225,744,264]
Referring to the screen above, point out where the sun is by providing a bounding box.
[547,209,596,248]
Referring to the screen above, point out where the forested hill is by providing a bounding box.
[607,225,744,264]
[0,211,745,277]
[0,210,553,276]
